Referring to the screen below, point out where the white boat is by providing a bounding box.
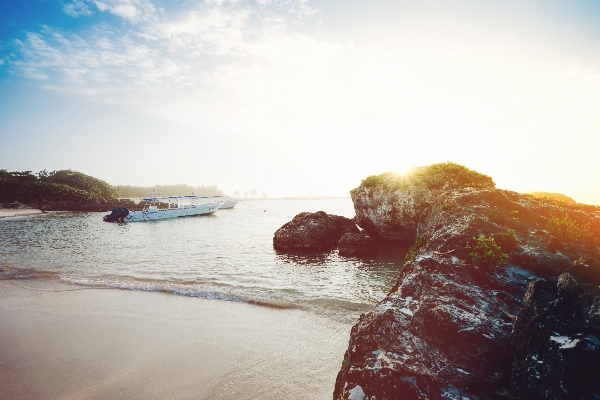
[103,195,221,223]
[193,195,238,209]
[214,196,238,209]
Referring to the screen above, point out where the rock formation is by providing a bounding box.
[351,162,494,241]
[273,211,359,252]
[338,231,377,257]
[334,163,600,400]
[510,272,600,399]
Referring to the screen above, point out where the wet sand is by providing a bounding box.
[0,280,352,399]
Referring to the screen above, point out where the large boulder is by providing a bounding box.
[273,211,359,252]
[334,165,600,399]
[351,162,495,241]
[509,272,600,399]
[338,231,377,257]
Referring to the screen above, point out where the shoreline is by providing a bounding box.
[0,208,43,219]
[0,279,352,399]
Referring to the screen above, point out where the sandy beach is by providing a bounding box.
[0,280,352,400]
[0,209,43,219]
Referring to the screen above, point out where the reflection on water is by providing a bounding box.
[0,200,409,322]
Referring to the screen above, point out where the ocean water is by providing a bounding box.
[0,199,408,322]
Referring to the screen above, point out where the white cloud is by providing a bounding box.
[155,5,252,56]
[92,0,156,23]
[63,0,93,17]
[11,0,326,91]
[254,34,343,67]
[287,0,318,19]
[7,0,341,129]
[13,29,172,89]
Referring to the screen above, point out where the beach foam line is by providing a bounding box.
[0,265,298,309]
[59,276,301,310]
[0,266,365,321]
[0,265,56,281]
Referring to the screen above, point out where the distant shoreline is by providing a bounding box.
[0,208,43,219]
[237,196,351,201]
[0,197,352,216]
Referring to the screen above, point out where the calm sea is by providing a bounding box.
[0,199,408,323]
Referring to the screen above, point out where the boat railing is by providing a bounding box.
[141,192,162,212]
[139,194,227,211]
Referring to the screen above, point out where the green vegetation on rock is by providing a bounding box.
[404,235,428,266]
[356,162,495,192]
[492,228,520,253]
[465,229,519,268]
[0,169,117,204]
[546,213,591,243]
[529,192,576,204]
[466,236,509,268]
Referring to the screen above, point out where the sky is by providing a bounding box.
[1,0,599,202]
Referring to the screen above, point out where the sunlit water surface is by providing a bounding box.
[0,199,408,322]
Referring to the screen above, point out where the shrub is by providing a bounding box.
[546,213,591,243]
[355,162,495,192]
[404,235,428,266]
[492,229,520,253]
[509,210,519,218]
[465,236,508,268]
[359,174,386,188]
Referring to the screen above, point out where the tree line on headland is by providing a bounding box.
[0,169,117,204]
[0,169,223,206]
[114,184,223,198]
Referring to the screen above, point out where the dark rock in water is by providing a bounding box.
[334,163,600,400]
[509,272,600,399]
[338,231,376,257]
[273,211,358,252]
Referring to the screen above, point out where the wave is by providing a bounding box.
[0,264,371,323]
[0,264,56,281]
[59,275,302,310]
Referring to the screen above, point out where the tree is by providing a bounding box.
[41,170,117,199]
[0,169,110,203]
[250,188,258,197]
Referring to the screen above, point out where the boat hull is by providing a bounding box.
[123,202,221,222]
[219,200,238,209]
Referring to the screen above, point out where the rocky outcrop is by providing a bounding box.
[509,272,600,399]
[351,162,495,241]
[338,231,377,257]
[334,164,600,400]
[273,211,359,251]
[351,184,437,241]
